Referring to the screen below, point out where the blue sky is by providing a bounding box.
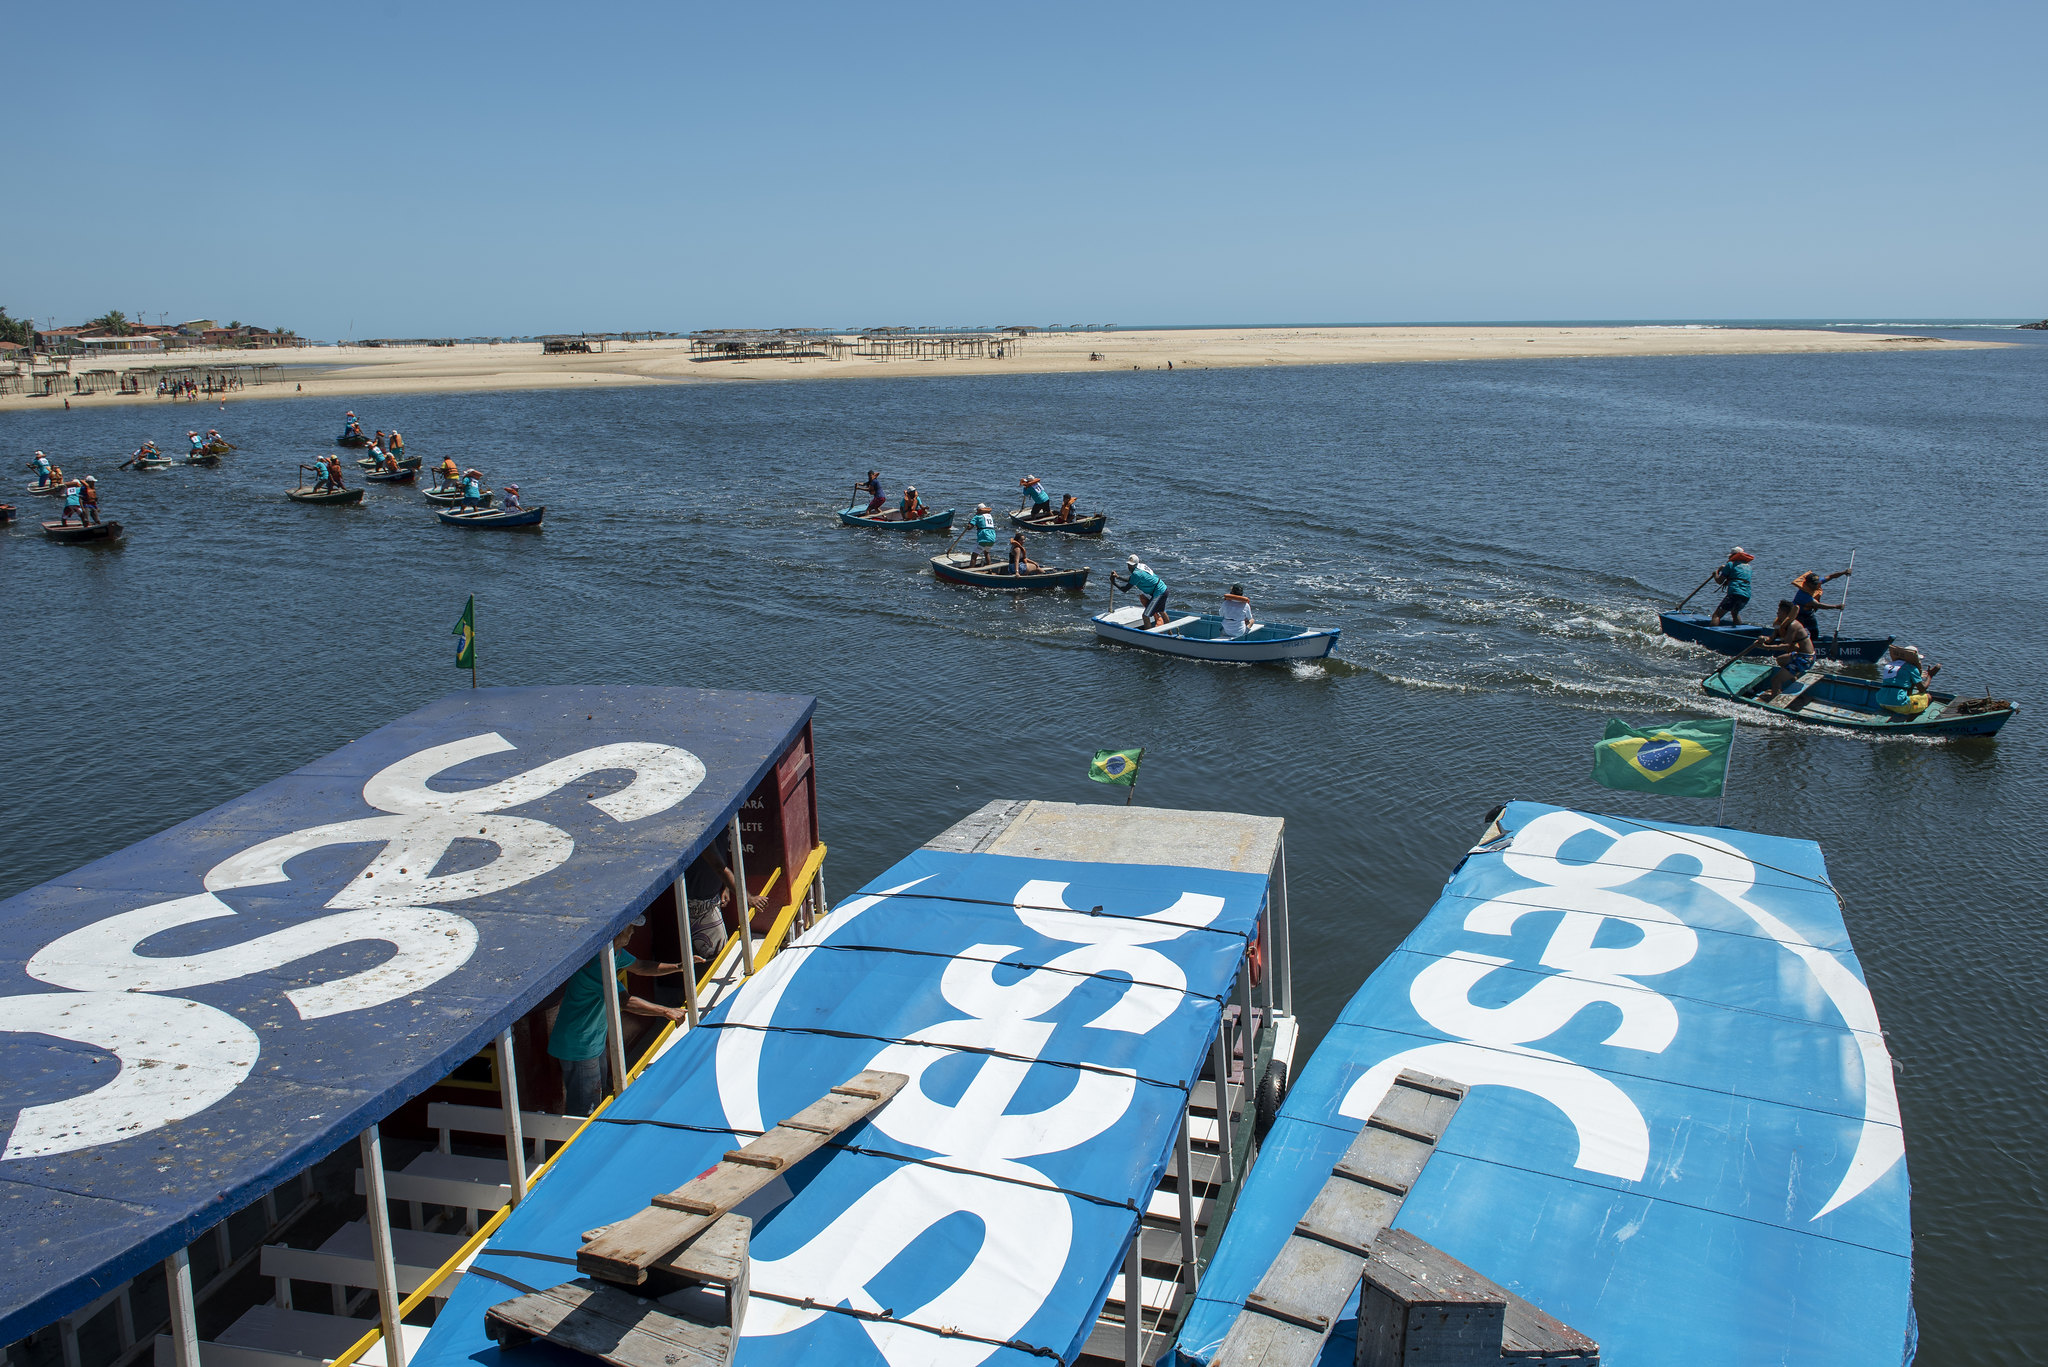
[12,3,2044,338]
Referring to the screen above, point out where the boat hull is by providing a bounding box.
[437,506,544,529]
[425,488,496,508]
[364,469,418,484]
[930,552,1088,590]
[1702,660,2017,736]
[359,454,422,470]
[1660,611,1892,663]
[1092,606,1340,661]
[42,520,124,543]
[24,483,64,496]
[185,453,220,466]
[1009,510,1107,536]
[336,434,372,447]
[0,505,14,522]
[838,506,956,531]
[286,487,366,506]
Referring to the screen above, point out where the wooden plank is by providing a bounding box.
[580,1070,905,1285]
[485,1278,736,1367]
[1365,1228,1599,1366]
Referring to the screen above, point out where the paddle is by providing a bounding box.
[1704,629,1772,693]
[1830,549,1857,657]
[1674,567,1720,611]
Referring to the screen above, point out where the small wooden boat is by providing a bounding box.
[185,452,221,466]
[24,482,65,496]
[437,505,544,529]
[1701,659,2017,737]
[198,440,234,457]
[1660,611,1892,664]
[0,504,16,522]
[1009,509,1108,536]
[1093,605,1341,661]
[336,432,372,447]
[131,457,176,470]
[364,467,418,484]
[286,486,366,506]
[929,552,1089,590]
[42,520,124,543]
[358,453,422,471]
[424,487,495,508]
[837,505,955,531]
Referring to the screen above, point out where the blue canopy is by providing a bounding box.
[0,685,814,1343]
[1176,801,1912,1366]
[413,844,1268,1367]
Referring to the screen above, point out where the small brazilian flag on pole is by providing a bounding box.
[452,595,476,673]
[1089,748,1143,786]
[1592,718,1733,797]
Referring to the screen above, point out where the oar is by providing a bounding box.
[1830,549,1857,657]
[1674,568,1719,611]
[1704,630,1771,692]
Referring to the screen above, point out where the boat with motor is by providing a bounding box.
[286,485,365,506]
[437,505,544,529]
[1701,659,2016,737]
[1010,509,1108,536]
[42,519,124,543]
[1175,800,1915,1367]
[1093,605,1341,662]
[364,467,418,484]
[425,486,495,508]
[1659,610,1892,664]
[837,504,955,531]
[930,551,1089,590]
[407,796,1300,1367]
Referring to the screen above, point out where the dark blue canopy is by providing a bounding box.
[0,685,814,1342]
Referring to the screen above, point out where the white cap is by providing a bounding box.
[1126,554,1139,565]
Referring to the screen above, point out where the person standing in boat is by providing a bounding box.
[78,476,101,526]
[1221,584,1257,638]
[1790,568,1850,647]
[1876,645,1938,715]
[900,485,929,521]
[28,452,55,486]
[859,469,886,514]
[460,468,486,510]
[58,479,86,525]
[437,455,461,490]
[1706,547,1755,626]
[1018,474,1052,521]
[680,842,769,971]
[968,504,999,565]
[187,430,204,456]
[548,919,692,1116]
[500,484,524,511]
[389,430,405,460]
[1112,555,1172,627]
[1755,599,1817,702]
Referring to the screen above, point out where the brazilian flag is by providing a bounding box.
[452,595,476,670]
[1089,747,1143,786]
[1592,719,1733,797]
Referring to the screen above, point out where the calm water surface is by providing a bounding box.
[4,341,2044,1364]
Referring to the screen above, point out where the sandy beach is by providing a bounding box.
[0,325,2002,413]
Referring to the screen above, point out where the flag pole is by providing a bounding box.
[1125,771,1138,806]
[471,598,478,689]
[1718,713,1736,825]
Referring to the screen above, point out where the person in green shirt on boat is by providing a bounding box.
[1876,645,1939,716]
[1707,547,1755,626]
[968,504,998,565]
[1111,555,1171,627]
[548,918,692,1116]
[1018,474,1052,521]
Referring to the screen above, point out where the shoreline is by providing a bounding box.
[0,325,2005,414]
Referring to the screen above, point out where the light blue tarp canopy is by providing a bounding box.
[1176,801,1912,1366]
[0,686,814,1342]
[413,846,1268,1367]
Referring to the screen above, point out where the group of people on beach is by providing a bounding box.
[1704,545,1935,712]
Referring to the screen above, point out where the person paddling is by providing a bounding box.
[1018,475,1052,521]
[460,468,486,510]
[28,452,55,486]
[1706,547,1755,626]
[1790,568,1851,647]
[187,430,204,456]
[78,476,101,526]
[437,456,461,490]
[967,504,998,566]
[1112,555,1171,627]
[58,479,86,525]
[858,469,886,514]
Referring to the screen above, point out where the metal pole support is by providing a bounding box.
[729,816,756,970]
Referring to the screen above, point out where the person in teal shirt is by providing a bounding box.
[968,504,998,565]
[548,919,691,1115]
[1707,547,1755,626]
[1876,645,1938,715]
[1111,555,1171,627]
[1018,475,1052,520]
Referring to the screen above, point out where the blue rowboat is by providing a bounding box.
[358,453,422,471]
[1093,605,1340,662]
[930,551,1089,590]
[286,486,364,506]
[424,486,494,508]
[1009,509,1108,536]
[363,467,417,484]
[1660,610,1893,664]
[336,432,372,447]
[437,505,544,529]
[1701,659,2016,737]
[837,505,955,531]
[1175,800,1915,1367]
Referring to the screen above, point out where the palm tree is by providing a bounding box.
[87,310,132,336]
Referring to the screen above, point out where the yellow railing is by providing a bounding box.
[329,843,828,1367]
